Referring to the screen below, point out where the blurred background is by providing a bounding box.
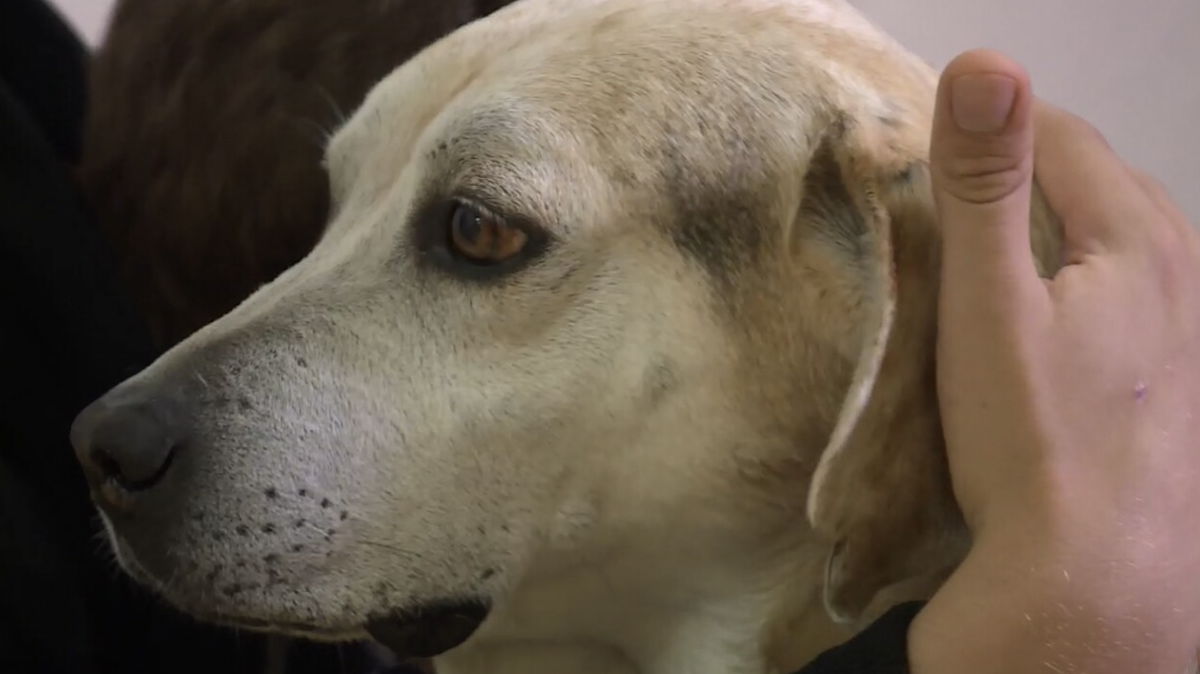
[48,0,1200,220]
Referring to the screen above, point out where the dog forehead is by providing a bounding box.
[322,0,927,282]
[333,0,849,155]
[329,0,920,172]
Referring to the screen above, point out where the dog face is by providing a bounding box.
[72,0,1059,669]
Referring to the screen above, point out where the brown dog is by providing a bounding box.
[79,0,514,347]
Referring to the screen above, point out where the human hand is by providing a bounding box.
[910,48,1200,674]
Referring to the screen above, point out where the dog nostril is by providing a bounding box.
[91,447,125,483]
[72,389,189,499]
[90,442,180,492]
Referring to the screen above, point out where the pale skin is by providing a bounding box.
[909,49,1200,673]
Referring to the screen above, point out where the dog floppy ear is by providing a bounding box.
[797,112,966,626]
[798,107,1063,624]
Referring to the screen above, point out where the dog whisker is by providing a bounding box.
[357,539,424,565]
[302,521,333,537]
[291,116,340,153]
[193,370,211,391]
[311,83,348,131]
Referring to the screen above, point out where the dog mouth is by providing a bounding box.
[199,599,490,657]
[106,521,489,656]
[110,530,488,657]
[207,613,361,641]
[365,599,491,658]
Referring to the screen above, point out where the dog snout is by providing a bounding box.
[71,386,189,510]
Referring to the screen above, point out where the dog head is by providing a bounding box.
[72,0,1061,668]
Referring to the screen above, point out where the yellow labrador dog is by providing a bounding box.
[71,0,1062,672]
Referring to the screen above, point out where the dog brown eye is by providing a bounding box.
[448,203,527,264]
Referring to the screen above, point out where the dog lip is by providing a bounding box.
[366,598,491,658]
[201,612,360,640]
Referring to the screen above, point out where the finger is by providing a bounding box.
[932,49,1047,318]
[1129,167,1171,209]
[1128,166,1190,230]
[1127,166,1200,293]
[1033,104,1161,256]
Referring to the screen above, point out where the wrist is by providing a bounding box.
[909,532,1196,674]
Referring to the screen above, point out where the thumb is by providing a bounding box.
[932,49,1044,314]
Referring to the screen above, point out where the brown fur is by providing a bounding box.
[78,0,515,347]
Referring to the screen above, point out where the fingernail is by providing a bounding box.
[951,74,1018,133]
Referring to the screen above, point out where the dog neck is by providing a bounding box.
[434,419,855,674]
[436,534,850,674]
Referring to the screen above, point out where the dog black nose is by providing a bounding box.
[71,387,187,505]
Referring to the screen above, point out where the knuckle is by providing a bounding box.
[1128,166,1195,233]
[1131,167,1169,199]
[1152,244,1190,302]
[940,152,1030,204]
[1142,214,1193,288]
[1075,116,1110,148]
[1185,222,1200,258]
[1131,169,1189,228]
[1039,105,1112,153]
[1131,167,1163,191]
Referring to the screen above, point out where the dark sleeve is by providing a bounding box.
[791,602,925,674]
[0,0,88,162]
[0,5,153,673]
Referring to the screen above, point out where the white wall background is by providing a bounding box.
[48,0,1199,220]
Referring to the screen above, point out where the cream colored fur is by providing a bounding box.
[90,1,1063,672]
